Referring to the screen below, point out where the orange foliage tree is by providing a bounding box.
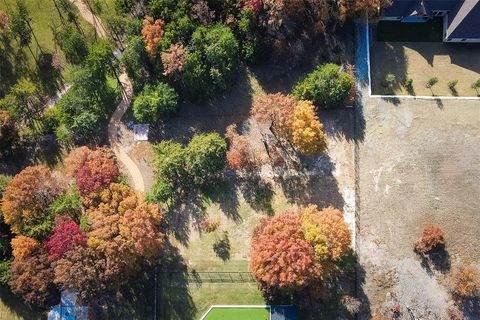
[251,93,296,138]
[250,211,320,294]
[300,205,351,279]
[448,266,480,300]
[83,183,164,272]
[141,16,165,59]
[64,146,91,177]
[10,236,39,259]
[1,166,64,237]
[290,100,327,155]
[251,205,351,295]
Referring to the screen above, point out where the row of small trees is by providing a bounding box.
[0,147,166,310]
[384,73,480,95]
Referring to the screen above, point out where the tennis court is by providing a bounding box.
[200,305,297,320]
[201,306,270,320]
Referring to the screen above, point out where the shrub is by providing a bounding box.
[448,79,458,89]
[448,266,480,300]
[414,225,444,254]
[426,77,439,88]
[472,79,480,89]
[292,64,354,108]
[133,82,179,123]
[402,78,413,90]
[185,132,227,185]
[200,218,220,233]
[384,73,396,87]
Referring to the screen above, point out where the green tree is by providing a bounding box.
[59,26,88,65]
[293,63,354,108]
[133,82,179,123]
[148,140,186,203]
[121,36,150,87]
[0,79,42,126]
[182,25,239,99]
[185,132,226,185]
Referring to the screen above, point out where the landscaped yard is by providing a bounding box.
[371,42,480,96]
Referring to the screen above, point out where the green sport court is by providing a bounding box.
[200,305,297,320]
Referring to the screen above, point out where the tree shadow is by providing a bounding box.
[165,192,207,247]
[419,244,451,275]
[238,175,274,216]
[251,23,355,96]
[213,231,230,262]
[460,298,480,320]
[157,243,197,320]
[275,155,345,211]
[0,286,43,320]
[319,107,357,143]
[150,66,254,144]
[370,41,408,96]
[201,178,241,223]
[381,96,401,106]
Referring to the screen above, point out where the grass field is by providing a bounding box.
[0,0,97,96]
[202,307,270,320]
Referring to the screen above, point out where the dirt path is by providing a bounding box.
[70,0,145,192]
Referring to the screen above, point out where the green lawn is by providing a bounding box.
[377,17,444,42]
[202,307,270,320]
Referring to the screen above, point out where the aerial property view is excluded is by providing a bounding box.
[0,1,479,320]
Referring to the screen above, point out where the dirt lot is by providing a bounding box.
[357,96,480,318]
[371,42,480,96]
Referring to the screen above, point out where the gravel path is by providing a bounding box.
[70,0,145,192]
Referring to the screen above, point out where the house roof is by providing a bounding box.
[407,0,429,16]
[383,0,480,40]
[446,0,480,39]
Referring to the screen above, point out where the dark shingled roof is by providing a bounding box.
[383,0,480,40]
[446,0,480,39]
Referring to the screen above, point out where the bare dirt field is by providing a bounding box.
[371,42,480,96]
[357,96,480,319]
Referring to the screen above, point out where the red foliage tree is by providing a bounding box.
[74,148,119,195]
[225,124,253,170]
[414,225,445,254]
[44,221,87,261]
[9,250,59,308]
[250,211,320,294]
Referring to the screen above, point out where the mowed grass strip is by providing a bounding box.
[203,307,270,320]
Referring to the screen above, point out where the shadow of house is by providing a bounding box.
[0,286,44,319]
[370,41,409,95]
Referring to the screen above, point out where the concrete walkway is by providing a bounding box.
[70,0,145,192]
